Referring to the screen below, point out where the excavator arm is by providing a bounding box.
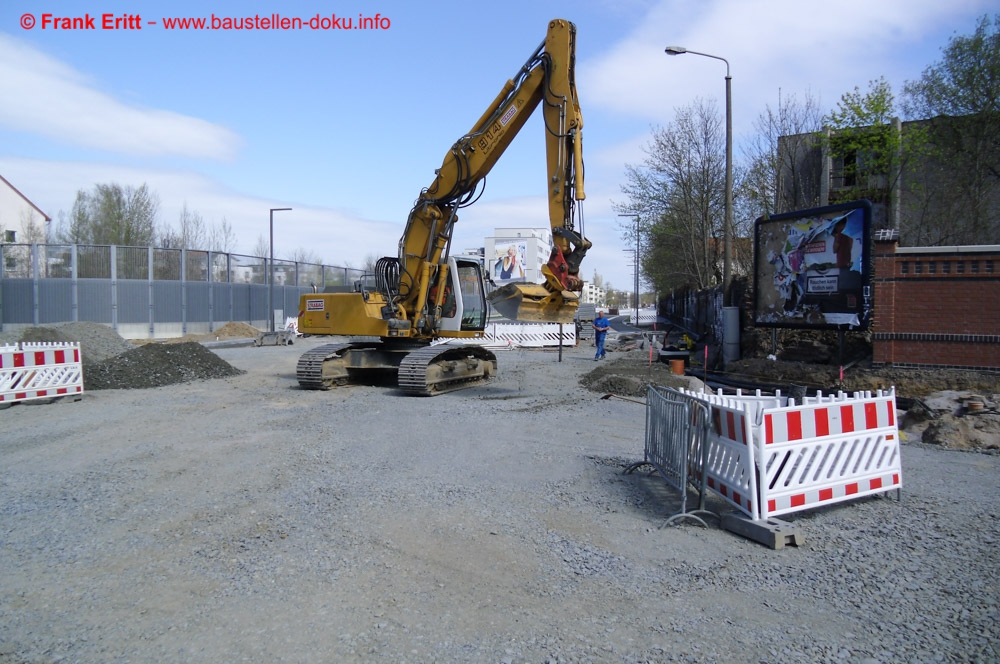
[393,18,590,327]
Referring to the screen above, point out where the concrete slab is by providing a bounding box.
[721,512,804,550]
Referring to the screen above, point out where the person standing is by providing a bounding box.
[593,310,610,360]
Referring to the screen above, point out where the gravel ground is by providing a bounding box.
[1,332,998,663]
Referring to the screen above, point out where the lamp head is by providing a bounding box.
[664,46,687,56]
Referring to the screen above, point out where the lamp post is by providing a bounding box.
[664,46,732,306]
[268,207,292,332]
[618,214,640,326]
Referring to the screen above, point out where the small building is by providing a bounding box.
[0,174,51,243]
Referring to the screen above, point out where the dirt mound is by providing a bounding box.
[84,342,245,390]
[580,352,693,397]
[725,358,999,398]
[213,321,261,338]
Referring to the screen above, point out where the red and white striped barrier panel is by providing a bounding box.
[483,322,577,348]
[704,399,761,519]
[758,389,900,519]
[672,387,902,521]
[0,342,84,405]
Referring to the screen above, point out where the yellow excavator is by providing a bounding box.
[296,18,590,395]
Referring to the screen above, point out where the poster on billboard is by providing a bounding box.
[492,241,527,282]
[753,200,872,330]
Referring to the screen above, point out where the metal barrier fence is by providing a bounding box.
[625,386,713,526]
[0,243,366,338]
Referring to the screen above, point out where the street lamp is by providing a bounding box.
[664,46,732,305]
[618,214,640,326]
[269,207,292,332]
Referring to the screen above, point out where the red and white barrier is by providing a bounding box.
[758,390,900,519]
[672,387,902,521]
[0,342,84,405]
[483,322,577,348]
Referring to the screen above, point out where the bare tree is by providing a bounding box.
[18,209,46,244]
[290,247,323,264]
[742,89,825,217]
[207,217,238,253]
[252,234,270,259]
[616,98,726,292]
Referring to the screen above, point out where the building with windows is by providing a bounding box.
[484,228,552,285]
[580,281,605,306]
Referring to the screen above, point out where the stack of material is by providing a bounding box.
[575,303,597,340]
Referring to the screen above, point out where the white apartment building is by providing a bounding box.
[580,282,605,306]
[484,228,553,284]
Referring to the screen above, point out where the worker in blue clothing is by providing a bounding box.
[593,310,610,360]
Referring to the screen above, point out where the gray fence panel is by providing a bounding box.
[77,281,113,323]
[212,282,232,323]
[1,279,33,323]
[118,280,150,324]
[152,281,181,323]
[231,283,250,321]
[187,282,211,323]
[38,280,73,324]
[231,283,258,322]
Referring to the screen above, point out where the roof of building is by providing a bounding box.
[0,173,51,222]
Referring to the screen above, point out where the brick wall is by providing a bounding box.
[872,241,1000,370]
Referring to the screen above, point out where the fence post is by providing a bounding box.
[207,250,214,333]
[71,244,79,323]
[110,245,119,334]
[31,244,41,326]
[180,248,187,336]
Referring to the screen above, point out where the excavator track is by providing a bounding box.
[397,344,498,396]
[295,342,357,390]
[297,341,497,395]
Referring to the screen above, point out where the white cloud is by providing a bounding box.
[0,33,241,160]
[0,157,401,264]
[582,0,993,137]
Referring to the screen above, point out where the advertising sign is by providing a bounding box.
[492,240,527,283]
[753,200,872,330]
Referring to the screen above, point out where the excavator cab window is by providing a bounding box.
[456,260,487,331]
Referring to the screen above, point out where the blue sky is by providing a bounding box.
[0,0,992,290]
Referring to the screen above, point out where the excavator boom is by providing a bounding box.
[296,19,590,395]
[404,18,589,324]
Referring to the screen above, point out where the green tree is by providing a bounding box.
[823,77,901,206]
[59,183,160,246]
[901,14,1000,244]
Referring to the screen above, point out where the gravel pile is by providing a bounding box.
[1,322,246,390]
[2,321,135,363]
[83,342,245,390]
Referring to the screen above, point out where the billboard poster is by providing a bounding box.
[753,200,872,330]
[492,240,527,282]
